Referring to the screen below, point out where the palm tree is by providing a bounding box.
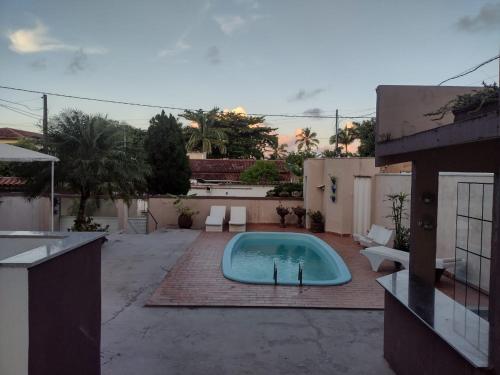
[21,110,149,229]
[180,108,227,155]
[269,142,288,159]
[295,127,319,152]
[329,126,358,155]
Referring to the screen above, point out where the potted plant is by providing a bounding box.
[307,210,324,233]
[174,197,199,229]
[276,204,290,228]
[292,206,306,228]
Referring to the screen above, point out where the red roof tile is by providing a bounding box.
[0,176,26,187]
[189,159,291,182]
[0,127,42,140]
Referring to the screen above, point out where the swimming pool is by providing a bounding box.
[222,232,351,286]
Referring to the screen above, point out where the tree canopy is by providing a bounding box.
[145,111,191,195]
[354,118,375,157]
[295,127,319,152]
[181,109,276,159]
[18,109,149,229]
[240,160,280,184]
[181,108,227,155]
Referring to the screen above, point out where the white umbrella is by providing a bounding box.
[0,143,59,231]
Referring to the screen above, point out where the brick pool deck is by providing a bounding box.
[147,224,395,309]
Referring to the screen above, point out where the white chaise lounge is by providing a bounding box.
[205,206,226,232]
[360,246,461,281]
[353,224,395,248]
[229,206,247,232]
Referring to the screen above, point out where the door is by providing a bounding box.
[353,176,372,236]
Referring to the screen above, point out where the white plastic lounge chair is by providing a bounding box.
[205,206,226,232]
[229,206,247,232]
[360,246,462,281]
[353,224,395,248]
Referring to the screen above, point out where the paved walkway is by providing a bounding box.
[101,230,394,375]
[148,225,393,308]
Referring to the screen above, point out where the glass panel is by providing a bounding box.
[480,258,490,294]
[483,184,493,221]
[466,252,481,291]
[468,218,482,255]
[455,248,468,284]
[456,216,468,250]
[482,221,492,259]
[457,183,469,216]
[469,184,483,219]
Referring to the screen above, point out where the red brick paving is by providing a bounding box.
[147,224,397,309]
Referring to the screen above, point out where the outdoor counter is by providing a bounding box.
[377,270,490,374]
[0,231,105,375]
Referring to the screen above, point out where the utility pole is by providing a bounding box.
[42,94,48,151]
[335,109,339,156]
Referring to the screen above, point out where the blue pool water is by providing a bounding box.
[222,232,351,286]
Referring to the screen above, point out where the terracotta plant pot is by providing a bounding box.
[310,221,324,233]
[178,214,193,229]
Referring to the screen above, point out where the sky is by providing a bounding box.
[0,0,499,151]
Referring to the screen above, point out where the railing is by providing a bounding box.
[145,209,158,233]
[273,261,278,285]
[298,263,303,287]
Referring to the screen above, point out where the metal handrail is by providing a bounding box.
[273,261,278,285]
[146,209,158,232]
[298,263,303,287]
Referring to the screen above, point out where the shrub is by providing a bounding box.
[266,182,303,197]
[240,160,280,184]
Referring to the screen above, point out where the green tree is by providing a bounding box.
[295,127,319,152]
[20,109,149,229]
[210,111,276,159]
[269,142,288,160]
[330,126,358,156]
[354,118,375,157]
[240,160,280,184]
[285,150,317,179]
[181,108,227,155]
[145,111,191,195]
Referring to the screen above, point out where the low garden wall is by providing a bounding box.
[147,196,304,232]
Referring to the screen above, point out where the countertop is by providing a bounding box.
[377,270,489,368]
[0,231,106,268]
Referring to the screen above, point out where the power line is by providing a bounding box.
[0,103,42,120]
[0,98,42,112]
[0,84,373,119]
[438,54,500,86]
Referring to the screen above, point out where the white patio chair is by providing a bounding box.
[229,206,247,232]
[205,206,226,232]
[360,245,462,281]
[353,224,395,248]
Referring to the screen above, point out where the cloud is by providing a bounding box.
[205,45,221,65]
[29,58,46,70]
[214,15,246,35]
[158,37,191,58]
[288,88,325,101]
[234,0,260,9]
[303,108,323,118]
[456,3,500,32]
[6,21,107,54]
[67,49,88,74]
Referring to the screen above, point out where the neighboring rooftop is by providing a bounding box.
[0,176,25,190]
[189,159,292,183]
[0,127,42,143]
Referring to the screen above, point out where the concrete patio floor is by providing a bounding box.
[101,230,393,375]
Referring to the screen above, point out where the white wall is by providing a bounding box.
[0,195,51,231]
[188,185,275,197]
[372,172,494,261]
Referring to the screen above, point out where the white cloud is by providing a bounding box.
[214,15,246,35]
[158,38,191,58]
[456,3,500,32]
[6,21,107,55]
